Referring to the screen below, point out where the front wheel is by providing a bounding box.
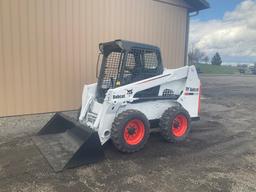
[111,110,150,153]
[160,106,191,142]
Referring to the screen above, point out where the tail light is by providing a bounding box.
[198,81,201,114]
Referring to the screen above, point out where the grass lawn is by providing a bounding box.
[195,64,239,74]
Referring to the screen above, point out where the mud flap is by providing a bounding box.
[32,113,104,172]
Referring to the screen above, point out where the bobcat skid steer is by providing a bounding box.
[33,40,201,172]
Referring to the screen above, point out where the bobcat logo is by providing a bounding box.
[127,89,133,95]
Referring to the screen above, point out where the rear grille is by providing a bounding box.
[86,112,97,125]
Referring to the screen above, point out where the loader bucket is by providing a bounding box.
[33,113,104,172]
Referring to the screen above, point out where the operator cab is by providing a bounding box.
[96,40,163,103]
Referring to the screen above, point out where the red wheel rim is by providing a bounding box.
[171,114,188,137]
[124,119,145,145]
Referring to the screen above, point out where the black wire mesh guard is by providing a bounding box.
[99,47,161,89]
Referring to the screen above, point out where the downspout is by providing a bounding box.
[184,11,199,66]
[190,11,199,17]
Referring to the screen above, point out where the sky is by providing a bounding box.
[190,0,256,65]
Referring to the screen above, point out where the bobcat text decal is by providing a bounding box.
[184,87,199,96]
[113,95,125,99]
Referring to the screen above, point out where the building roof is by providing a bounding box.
[184,0,210,12]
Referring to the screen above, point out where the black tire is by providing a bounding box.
[111,109,150,153]
[160,106,191,143]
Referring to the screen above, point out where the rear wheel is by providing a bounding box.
[160,106,191,142]
[111,110,150,153]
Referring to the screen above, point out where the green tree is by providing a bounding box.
[211,52,222,66]
[203,56,209,64]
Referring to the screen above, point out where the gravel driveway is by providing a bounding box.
[0,75,256,192]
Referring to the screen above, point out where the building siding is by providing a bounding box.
[0,0,188,117]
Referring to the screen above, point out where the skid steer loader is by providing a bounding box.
[33,40,201,172]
